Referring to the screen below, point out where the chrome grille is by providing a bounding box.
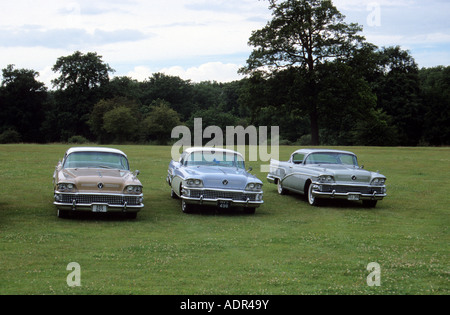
[322,185,383,194]
[190,190,258,201]
[61,194,141,206]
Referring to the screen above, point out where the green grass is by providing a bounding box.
[0,144,448,295]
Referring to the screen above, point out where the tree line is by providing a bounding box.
[1,0,449,146]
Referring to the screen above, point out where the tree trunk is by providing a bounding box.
[310,106,320,145]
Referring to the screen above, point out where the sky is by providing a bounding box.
[0,0,449,88]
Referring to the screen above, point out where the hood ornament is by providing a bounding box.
[222,180,229,186]
[98,183,104,189]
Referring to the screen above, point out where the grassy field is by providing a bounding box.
[0,144,448,295]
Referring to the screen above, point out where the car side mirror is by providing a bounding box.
[360,165,365,169]
[247,167,253,172]
[134,170,140,177]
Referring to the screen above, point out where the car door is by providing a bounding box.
[282,153,306,192]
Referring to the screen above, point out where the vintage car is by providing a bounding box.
[267,149,387,207]
[167,147,264,214]
[53,147,144,218]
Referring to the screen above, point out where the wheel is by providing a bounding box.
[277,181,287,195]
[307,183,320,206]
[171,189,178,199]
[181,199,192,214]
[363,200,378,208]
[57,209,69,219]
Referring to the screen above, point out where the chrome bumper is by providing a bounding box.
[311,183,387,201]
[181,187,264,208]
[54,192,144,213]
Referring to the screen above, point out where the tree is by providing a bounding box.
[52,51,114,92]
[0,65,47,142]
[89,97,141,143]
[241,0,365,145]
[142,100,182,144]
[374,47,422,146]
[103,106,139,143]
[50,51,115,140]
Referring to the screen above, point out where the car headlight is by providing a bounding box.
[186,179,203,187]
[371,178,386,186]
[125,186,143,194]
[57,183,76,192]
[246,183,263,191]
[318,175,335,183]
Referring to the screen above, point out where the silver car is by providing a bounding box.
[267,149,387,207]
[167,147,264,214]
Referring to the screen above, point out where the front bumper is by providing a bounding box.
[311,183,387,201]
[54,192,144,213]
[181,186,264,208]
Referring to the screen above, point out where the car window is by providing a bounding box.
[292,153,305,164]
[305,153,358,166]
[186,152,245,169]
[63,152,130,170]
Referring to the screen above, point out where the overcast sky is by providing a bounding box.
[0,0,449,87]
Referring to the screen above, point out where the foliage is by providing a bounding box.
[142,100,183,144]
[68,135,90,144]
[0,129,22,144]
[0,65,47,143]
[241,0,365,145]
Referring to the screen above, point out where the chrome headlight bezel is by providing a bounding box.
[318,175,335,183]
[246,183,263,191]
[124,185,143,194]
[57,183,77,192]
[371,178,386,186]
[185,179,204,188]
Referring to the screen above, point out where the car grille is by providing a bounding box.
[60,194,141,206]
[190,190,258,202]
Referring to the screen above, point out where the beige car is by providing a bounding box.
[53,147,144,219]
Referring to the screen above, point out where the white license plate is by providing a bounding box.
[92,205,108,213]
[348,194,360,201]
[218,201,231,209]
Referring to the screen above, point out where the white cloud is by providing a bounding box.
[127,62,243,83]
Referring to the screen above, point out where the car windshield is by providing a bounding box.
[305,152,358,166]
[63,152,130,170]
[185,151,246,169]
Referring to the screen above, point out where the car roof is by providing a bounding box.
[184,147,244,158]
[66,147,127,157]
[293,148,356,156]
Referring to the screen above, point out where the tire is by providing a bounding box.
[181,199,192,214]
[277,180,287,195]
[57,209,69,219]
[363,200,378,208]
[307,183,320,207]
[171,189,178,199]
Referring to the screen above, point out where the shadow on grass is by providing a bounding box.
[281,193,382,210]
[183,205,262,217]
[57,211,139,222]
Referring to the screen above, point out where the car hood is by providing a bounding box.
[184,166,261,190]
[59,168,141,193]
[306,165,383,184]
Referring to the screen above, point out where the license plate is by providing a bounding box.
[348,194,360,201]
[92,205,108,213]
[218,201,231,209]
